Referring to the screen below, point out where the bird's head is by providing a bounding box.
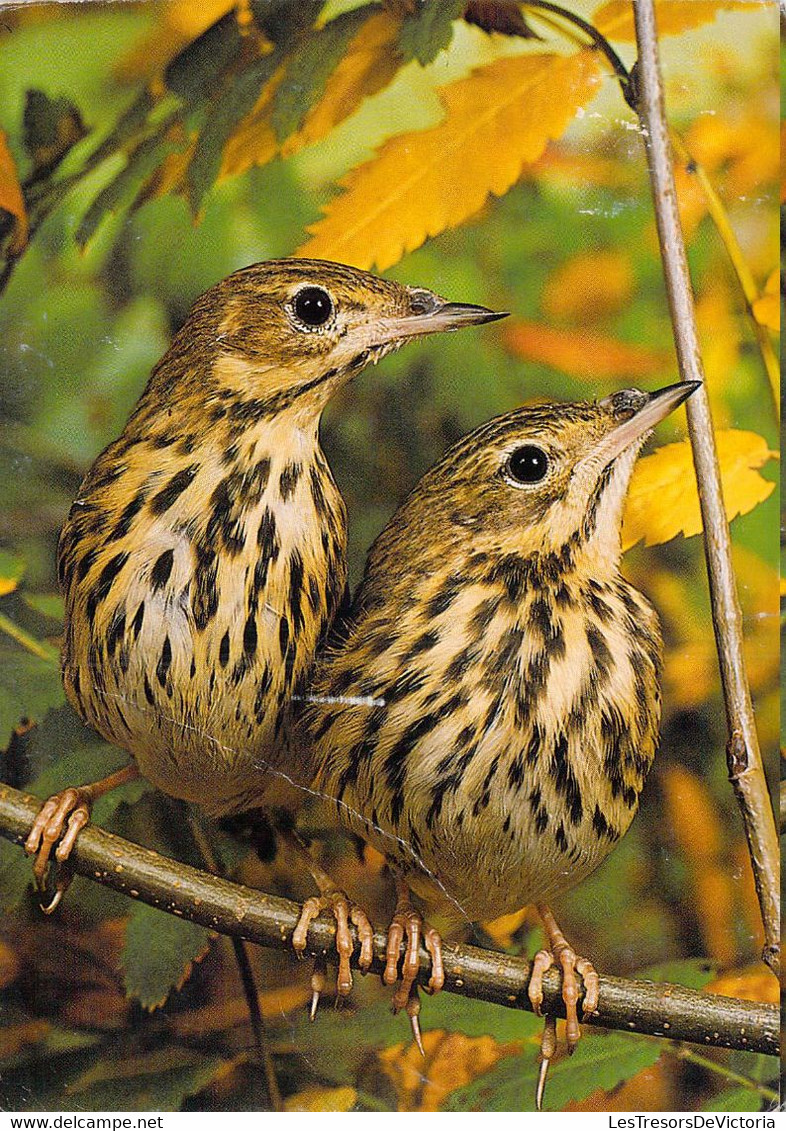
[163,258,505,421]
[379,383,698,578]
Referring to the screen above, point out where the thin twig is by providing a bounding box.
[666,1043,778,1102]
[632,0,779,977]
[668,131,780,417]
[0,784,778,1058]
[0,612,59,664]
[188,813,283,1112]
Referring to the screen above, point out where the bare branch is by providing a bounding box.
[631,0,780,978]
[0,784,778,1057]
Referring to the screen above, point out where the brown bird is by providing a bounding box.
[299,381,698,1103]
[24,258,504,942]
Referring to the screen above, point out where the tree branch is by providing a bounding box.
[631,0,780,978]
[0,784,778,1058]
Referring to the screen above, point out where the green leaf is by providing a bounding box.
[76,128,181,248]
[270,6,374,142]
[64,1045,228,1111]
[0,637,63,750]
[86,89,155,169]
[24,728,133,805]
[0,549,25,594]
[164,12,243,104]
[703,1087,767,1112]
[250,0,324,46]
[444,1031,662,1112]
[634,958,716,990]
[22,593,65,622]
[288,980,542,1085]
[0,838,39,914]
[22,88,87,176]
[187,51,281,215]
[0,1005,101,1072]
[398,0,465,65]
[121,900,213,1009]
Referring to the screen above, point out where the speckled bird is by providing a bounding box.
[24,258,504,915]
[299,382,697,1099]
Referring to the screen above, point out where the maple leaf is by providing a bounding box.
[622,430,777,550]
[593,0,755,41]
[0,130,28,254]
[297,50,602,271]
[503,320,671,380]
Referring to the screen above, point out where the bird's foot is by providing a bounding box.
[24,787,94,913]
[383,895,444,1055]
[528,904,599,1110]
[291,889,374,1018]
[23,764,140,914]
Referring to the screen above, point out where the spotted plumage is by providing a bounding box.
[48,258,503,824]
[302,385,695,930]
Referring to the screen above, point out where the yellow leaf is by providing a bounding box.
[503,320,671,380]
[283,9,404,156]
[0,131,27,254]
[660,765,737,965]
[116,0,236,81]
[622,430,777,550]
[686,102,779,201]
[297,50,602,271]
[482,905,530,948]
[542,250,634,322]
[672,158,708,241]
[219,66,285,180]
[694,282,739,424]
[593,0,754,41]
[706,964,779,1005]
[0,551,25,598]
[284,1086,357,1112]
[378,1030,519,1111]
[567,1059,671,1112]
[221,9,403,179]
[752,269,780,332]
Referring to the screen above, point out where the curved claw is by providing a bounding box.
[383,898,444,1044]
[535,1015,557,1111]
[406,985,425,1057]
[529,905,600,1110]
[24,788,93,904]
[310,954,327,1021]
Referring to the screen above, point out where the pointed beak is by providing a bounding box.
[598,381,700,460]
[377,293,508,343]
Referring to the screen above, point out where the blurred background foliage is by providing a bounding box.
[0,0,779,1114]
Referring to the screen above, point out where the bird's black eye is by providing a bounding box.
[506,445,549,485]
[293,286,333,327]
